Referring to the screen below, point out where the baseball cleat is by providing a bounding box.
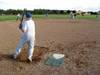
[13,54,18,59]
[28,57,32,62]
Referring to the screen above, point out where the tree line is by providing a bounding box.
[0,9,99,15]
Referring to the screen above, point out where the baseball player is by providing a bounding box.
[14,12,35,62]
[70,12,74,19]
[16,13,21,21]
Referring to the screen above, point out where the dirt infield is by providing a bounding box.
[0,19,100,75]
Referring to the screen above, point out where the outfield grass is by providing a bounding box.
[0,14,100,21]
[33,14,69,19]
[77,15,100,20]
[0,15,16,21]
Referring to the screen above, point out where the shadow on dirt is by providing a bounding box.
[0,46,49,63]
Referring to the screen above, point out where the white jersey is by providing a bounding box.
[22,19,35,37]
[15,19,35,60]
[17,14,21,17]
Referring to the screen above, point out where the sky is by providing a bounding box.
[0,0,100,12]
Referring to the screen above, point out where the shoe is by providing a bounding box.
[28,57,32,62]
[13,54,18,59]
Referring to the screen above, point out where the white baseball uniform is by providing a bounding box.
[15,18,35,59]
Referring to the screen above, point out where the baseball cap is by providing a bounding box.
[25,12,32,18]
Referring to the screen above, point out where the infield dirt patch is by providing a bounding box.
[0,19,100,75]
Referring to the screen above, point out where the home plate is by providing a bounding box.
[45,53,65,67]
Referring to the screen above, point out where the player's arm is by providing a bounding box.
[19,9,26,30]
[20,22,27,33]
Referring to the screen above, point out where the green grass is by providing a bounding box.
[0,15,16,21]
[33,14,69,19]
[0,14,100,21]
[77,15,100,20]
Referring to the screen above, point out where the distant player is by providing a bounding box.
[70,12,74,19]
[45,11,48,17]
[96,12,99,19]
[14,12,35,62]
[16,13,21,21]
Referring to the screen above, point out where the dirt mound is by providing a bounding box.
[16,46,49,62]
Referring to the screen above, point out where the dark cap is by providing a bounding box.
[25,12,32,18]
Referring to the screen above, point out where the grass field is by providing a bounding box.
[0,14,100,21]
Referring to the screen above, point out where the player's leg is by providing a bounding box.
[27,37,35,62]
[16,17,18,21]
[14,36,27,59]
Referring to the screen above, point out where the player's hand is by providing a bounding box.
[19,24,22,29]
